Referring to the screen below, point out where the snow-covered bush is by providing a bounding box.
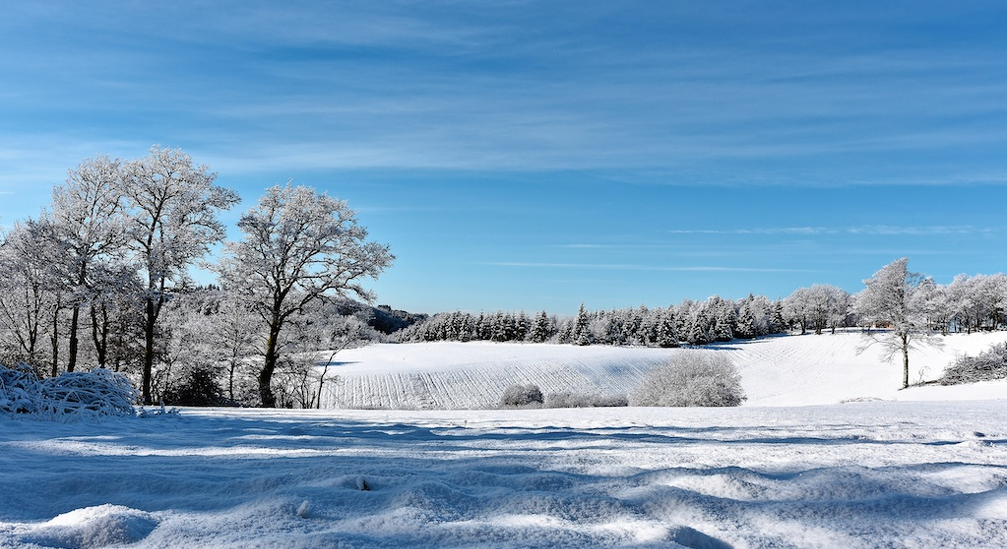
[545,392,628,408]
[1,364,138,420]
[38,368,138,419]
[939,343,1007,385]
[0,363,41,414]
[500,384,544,408]
[630,352,746,407]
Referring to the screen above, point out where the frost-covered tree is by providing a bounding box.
[217,183,393,408]
[529,310,555,343]
[710,297,736,342]
[120,146,239,404]
[977,273,1007,330]
[48,155,128,372]
[854,257,939,389]
[783,287,812,334]
[572,302,592,346]
[735,296,760,339]
[0,221,64,372]
[652,307,679,348]
[86,268,145,374]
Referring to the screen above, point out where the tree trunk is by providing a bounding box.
[901,333,910,389]
[67,268,88,373]
[49,302,62,378]
[67,305,80,373]
[90,303,108,367]
[259,320,283,408]
[143,296,156,404]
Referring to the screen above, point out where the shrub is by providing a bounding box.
[0,363,41,414]
[545,392,628,408]
[500,384,544,408]
[1,364,138,420]
[163,367,225,407]
[939,343,1007,385]
[38,368,138,419]
[630,352,745,407]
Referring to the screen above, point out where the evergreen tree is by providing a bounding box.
[736,298,759,339]
[573,302,592,346]
[653,308,679,348]
[529,310,553,343]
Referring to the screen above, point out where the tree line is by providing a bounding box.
[0,147,392,407]
[398,294,788,346]
[402,268,1007,348]
[404,257,1007,389]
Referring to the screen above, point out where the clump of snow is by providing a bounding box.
[20,505,158,548]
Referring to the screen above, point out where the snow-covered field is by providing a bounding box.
[2,332,1007,548]
[323,331,1007,408]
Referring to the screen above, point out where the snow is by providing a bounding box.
[321,331,1007,408]
[2,332,1007,548]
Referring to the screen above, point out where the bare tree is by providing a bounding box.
[120,146,239,404]
[217,183,393,408]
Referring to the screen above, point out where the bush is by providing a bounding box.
[545,392,628,408]
[630,352,745,407]
[939,343,1007,385]
[0,363,41,414]
[500,384,544,408]
[38,369,138,419]
[163,367,225,407]
[1,364,138,420]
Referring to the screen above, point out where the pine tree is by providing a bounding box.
[653,308,679,348]
[530,310,553,343]
[573,302,592,346]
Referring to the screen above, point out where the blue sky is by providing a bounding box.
[2,1,1007,315]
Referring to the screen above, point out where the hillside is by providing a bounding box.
[319,331,1007,409]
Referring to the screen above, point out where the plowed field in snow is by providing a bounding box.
[318,331,1007,409]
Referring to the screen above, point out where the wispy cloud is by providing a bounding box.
[485,262,812,273]
[667,225,995,236]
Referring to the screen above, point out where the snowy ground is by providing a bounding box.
[2,403,1007,548]
[2,332,1007,548]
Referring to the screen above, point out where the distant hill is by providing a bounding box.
[329,298,427,334]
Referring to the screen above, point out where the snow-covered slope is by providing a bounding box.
[321,331,1007,409]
